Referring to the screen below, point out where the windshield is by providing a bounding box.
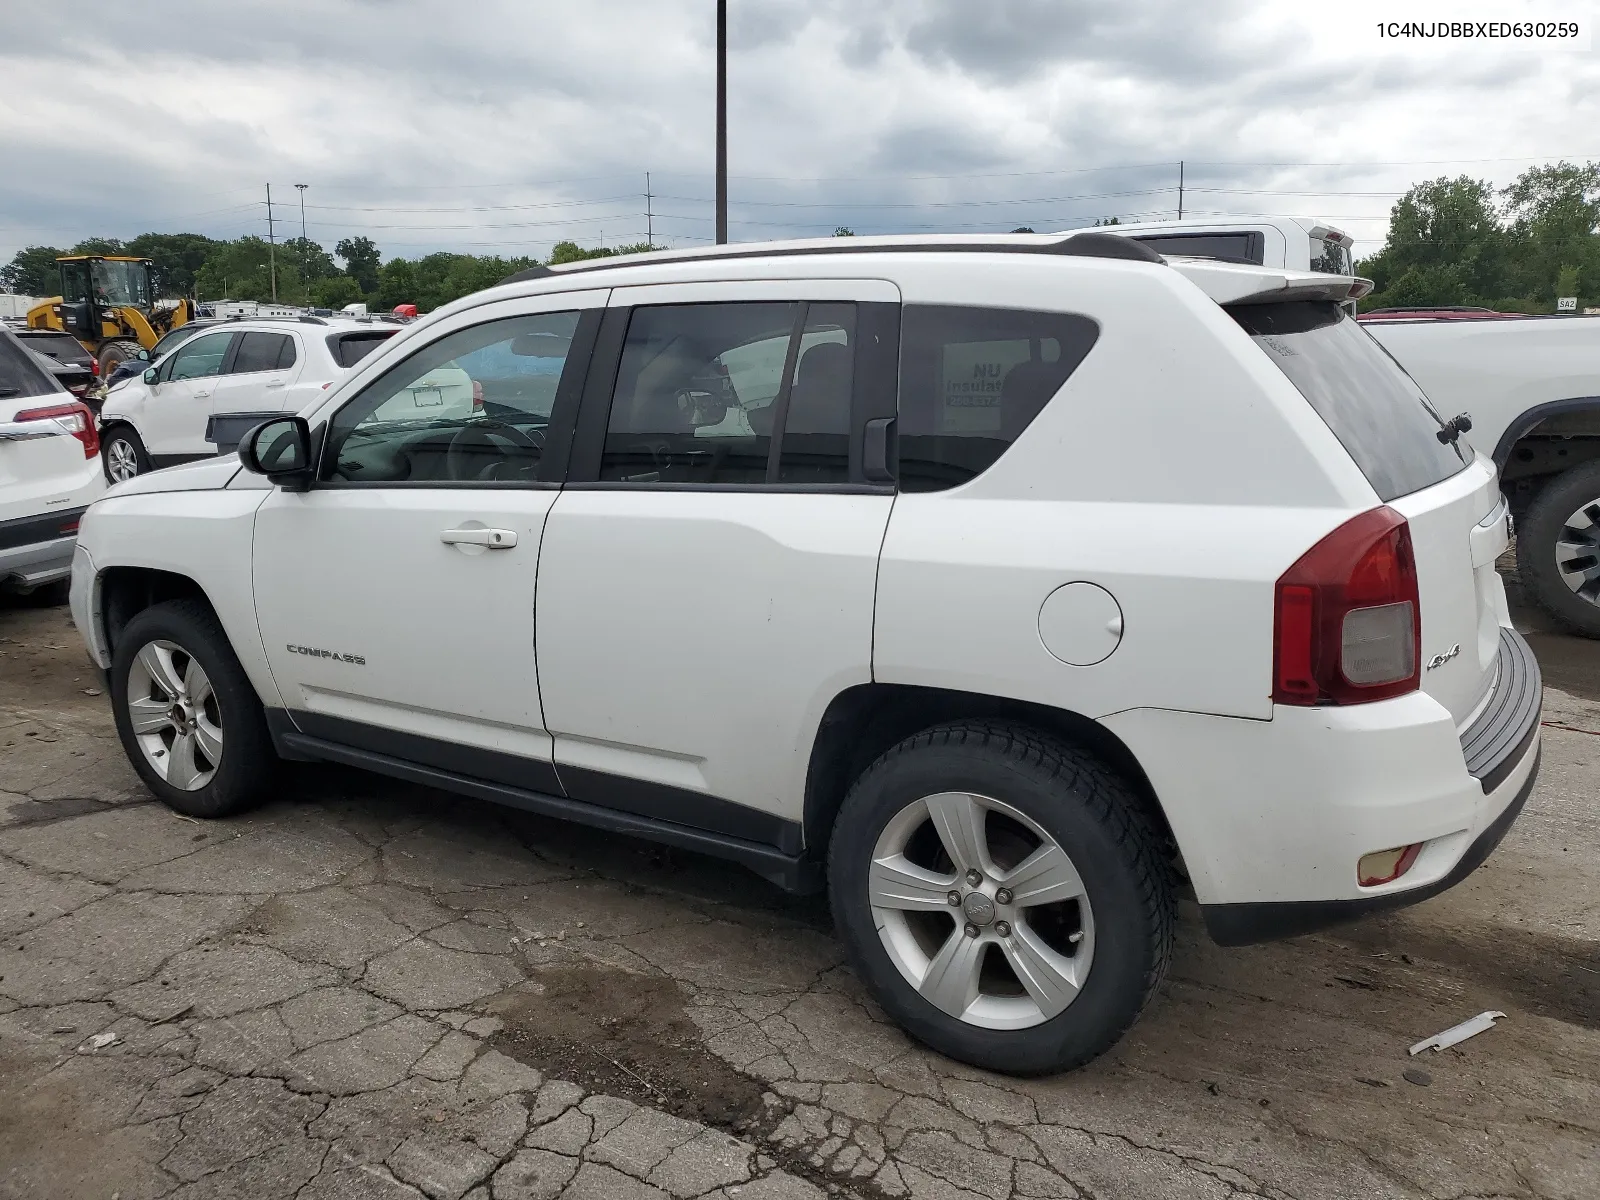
[1231,301,1468,501]
[90,260,152,308]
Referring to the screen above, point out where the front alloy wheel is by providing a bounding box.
[870,790,1094,1030]
[125,638,224,790]
[105,435,142,482]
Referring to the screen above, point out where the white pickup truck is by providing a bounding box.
[1363,313,1600,635]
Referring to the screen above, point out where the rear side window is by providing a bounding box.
[1232,302,1468,501]
[896,305,1099,492]
[330,331,397,368]
[0,333,60,399]
[1133,232,1266,265]
[232,332,296,373]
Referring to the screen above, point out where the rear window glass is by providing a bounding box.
[15,331,92,365]
[330,331,397,368]
[1134,232,1265,265]
[0,333,61,399]
[1232,301,1468,501]
[897,305,1100,492]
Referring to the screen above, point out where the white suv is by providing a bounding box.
[67,234,1541,1074]
[96,315,400,482]
[1,327,103,595]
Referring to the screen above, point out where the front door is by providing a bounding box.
[251,290,607,792]
[535,281,900,846]
[140,329,237,460]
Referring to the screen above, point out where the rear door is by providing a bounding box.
[534,280,899,841]
[1233,302,1500,723]
[211,330,303,421]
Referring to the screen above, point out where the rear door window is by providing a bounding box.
[896,305,1099,492]
[231,332,296,374]
[1231,301,1468,501]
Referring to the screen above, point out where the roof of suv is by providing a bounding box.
[496,231,1370,308]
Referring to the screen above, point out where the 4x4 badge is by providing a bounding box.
[1425,643,1461,671]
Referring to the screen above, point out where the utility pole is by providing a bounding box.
[715,0,727,244]
[645,172,653,246]
[265,183,278,302]
[1177,160,1184,221]
[295,184,309,290]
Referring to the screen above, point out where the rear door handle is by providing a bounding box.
[193,390,211,399]
[264,381,286,389]
[441,527,518,549]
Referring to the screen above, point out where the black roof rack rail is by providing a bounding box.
[297,313,328,325]
[497,231,1162,287]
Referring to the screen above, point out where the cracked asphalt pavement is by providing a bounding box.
[1,578,1597,1200]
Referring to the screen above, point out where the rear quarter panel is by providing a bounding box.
[873,255,1380,721]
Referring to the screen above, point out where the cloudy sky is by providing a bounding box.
[1,0,1596,268]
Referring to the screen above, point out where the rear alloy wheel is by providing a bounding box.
[102,426,149,483]
[828,722,1173,1075]
[1517,461,1600,637]
[110,599,276,817]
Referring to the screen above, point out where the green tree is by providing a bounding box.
[1091,217,1120,227]
[124,233,220,297]
[335,236,382,294]
[376,258,420,311]
[311,276,364,309]
[280,237,338,285]
[1,246,67,295]
[1359,176,1506,308]
[1010,226,1036,233]
[70,236,126,256]
[833,226,855,237]
[1501,162,1600,306]
[193,236,301,303]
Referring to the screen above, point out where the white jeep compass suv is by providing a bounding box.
[68,234,1541,1075]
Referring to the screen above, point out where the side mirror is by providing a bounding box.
[238,415,314,491]
[142,368,159,385]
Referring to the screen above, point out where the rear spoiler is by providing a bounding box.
[1165,258,1373,306]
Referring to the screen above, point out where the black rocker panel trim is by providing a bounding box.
[287,710,565,798]
[0,506,87,552]
[270,719,818,893]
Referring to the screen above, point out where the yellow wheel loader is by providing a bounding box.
[25,256,196,376]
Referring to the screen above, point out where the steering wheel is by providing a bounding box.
[444,421,545,481]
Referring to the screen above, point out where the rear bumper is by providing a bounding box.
[1101,625,1542,942]
[0,506,85,590]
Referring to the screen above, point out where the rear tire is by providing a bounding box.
[102,424,150,483]
[98,339,142,378]
[827,721,1174,1075]
[1517,462,1600,638]
[110,599,276,818]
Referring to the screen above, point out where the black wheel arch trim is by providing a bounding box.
[1491,395,1600,468]
[1202,740,1540,947]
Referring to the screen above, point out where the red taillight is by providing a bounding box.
[1273,506,1420,706]
[15,402,101,460]
[89,358,101,376]
[472,380,484,412]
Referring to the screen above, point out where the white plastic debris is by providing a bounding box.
[1408,1010,1506,1056]
[84,1031,120,1051]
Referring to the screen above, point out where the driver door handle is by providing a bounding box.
[441,527,517,549]
[193,390,211,399]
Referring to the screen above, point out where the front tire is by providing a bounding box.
[1517,462,1600,638]
[102,424,150,483]
[110,599,276,818]
[828,722,1173,1075]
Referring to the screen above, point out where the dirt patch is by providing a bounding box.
[0,596,105,712]
[486,964,765,1129]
